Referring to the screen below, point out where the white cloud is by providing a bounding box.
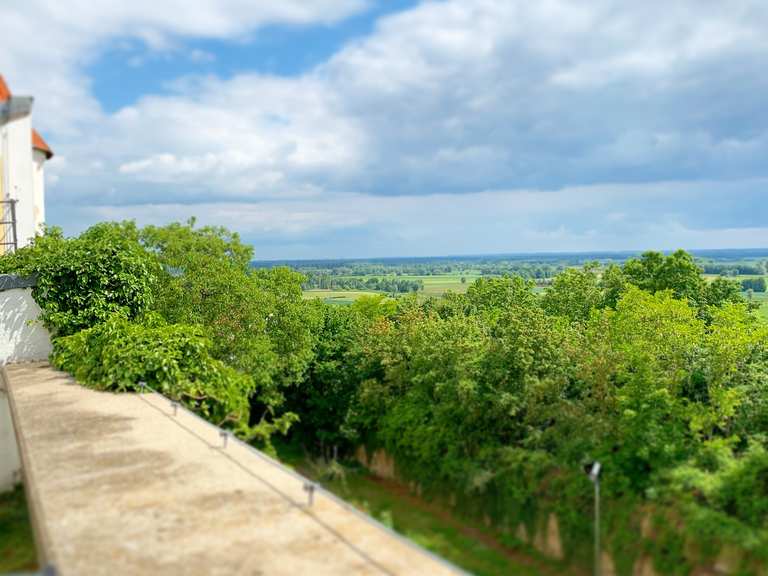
[3,0,768,255]
[0,0,368,134]
[50,179,768,259]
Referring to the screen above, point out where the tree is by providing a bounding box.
[285,303,369,453]
[705,276,744,309]
[141,221,323,432]
[742,277,767,293]
[541,264,601,322]
[623,250,705,304]
[141,220,278,388]
[599,264,628,309]
[465,276,537,315]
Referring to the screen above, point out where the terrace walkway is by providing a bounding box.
[3,362,462,576]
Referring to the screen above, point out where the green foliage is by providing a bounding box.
[50,314,295,444]
[292,253,768,572]
[0,486,37,573]
[465,276,537,316]
[143,220,320,396]
[598,264,628,308]
[742,277,767,293]
[623,250,705,304]
[7,219,768,573]
[349,293,398,320]
[0,219,313,449]
[0,223,159,335]
[705,276,746,309]
[621,250,748,320]
[51,315,252,426]
[284,302,368,451]
[541,264,601,321]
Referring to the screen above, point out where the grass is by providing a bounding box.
[275,442,565,576]
[303,274,483,302]
[746,291,768,320]
[302,289,381,305]
[306,273,768,306]
[0,485,37,573]
[418,274,481,297]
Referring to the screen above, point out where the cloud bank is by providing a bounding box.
[2,0,767,257]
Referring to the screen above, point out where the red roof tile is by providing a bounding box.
[32,129,53,159]
[1,75,53,159]
[0,76,10,102]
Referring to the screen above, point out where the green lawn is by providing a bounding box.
[0,485,37,573]
[275,443,565,576]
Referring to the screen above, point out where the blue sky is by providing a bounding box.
[2,0,768,259]
[89,1,418,112]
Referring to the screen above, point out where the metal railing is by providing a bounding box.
[135,381,469,576]
[0,199,18,253]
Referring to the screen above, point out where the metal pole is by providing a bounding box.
[303,482,316,507]
[9,199,17,252]
[594,477,601,576]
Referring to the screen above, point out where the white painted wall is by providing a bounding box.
[2,113,36,247]
[1,96,46,248]
[0,386,21,492]
[32,148,46,233]
[0,288,52,363]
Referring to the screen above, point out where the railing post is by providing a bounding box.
[303,482,316,507]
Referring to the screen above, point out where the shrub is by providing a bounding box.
[0,223,159,335]
[51,314,295,444]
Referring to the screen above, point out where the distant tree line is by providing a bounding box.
[273,255,768,287]
[701,261,767,276]
[297,261,571,281]
[303,273,422,294]
[742,277,767,292]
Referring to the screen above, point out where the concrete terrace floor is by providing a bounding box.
[4,363,462,576]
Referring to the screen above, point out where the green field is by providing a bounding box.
[310,273,485,299]
[302,289,381,304]
[748,291,768,320]
[275,443,564,576]
[412,274,482,297]
[306,271,768,309]
[303,274,483,302]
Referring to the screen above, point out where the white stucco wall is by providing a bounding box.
[0,386,21,492]
[32,148,46,234]
[0,287,52,363]
[2,114,36,247]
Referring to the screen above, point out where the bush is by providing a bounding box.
[0,223,159,335]
[51,314,295,444]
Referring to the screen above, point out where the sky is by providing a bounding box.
[2,0,767,260]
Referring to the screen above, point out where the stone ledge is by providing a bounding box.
[5,362,462,576]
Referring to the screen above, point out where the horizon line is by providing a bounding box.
[252,246,768,265]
